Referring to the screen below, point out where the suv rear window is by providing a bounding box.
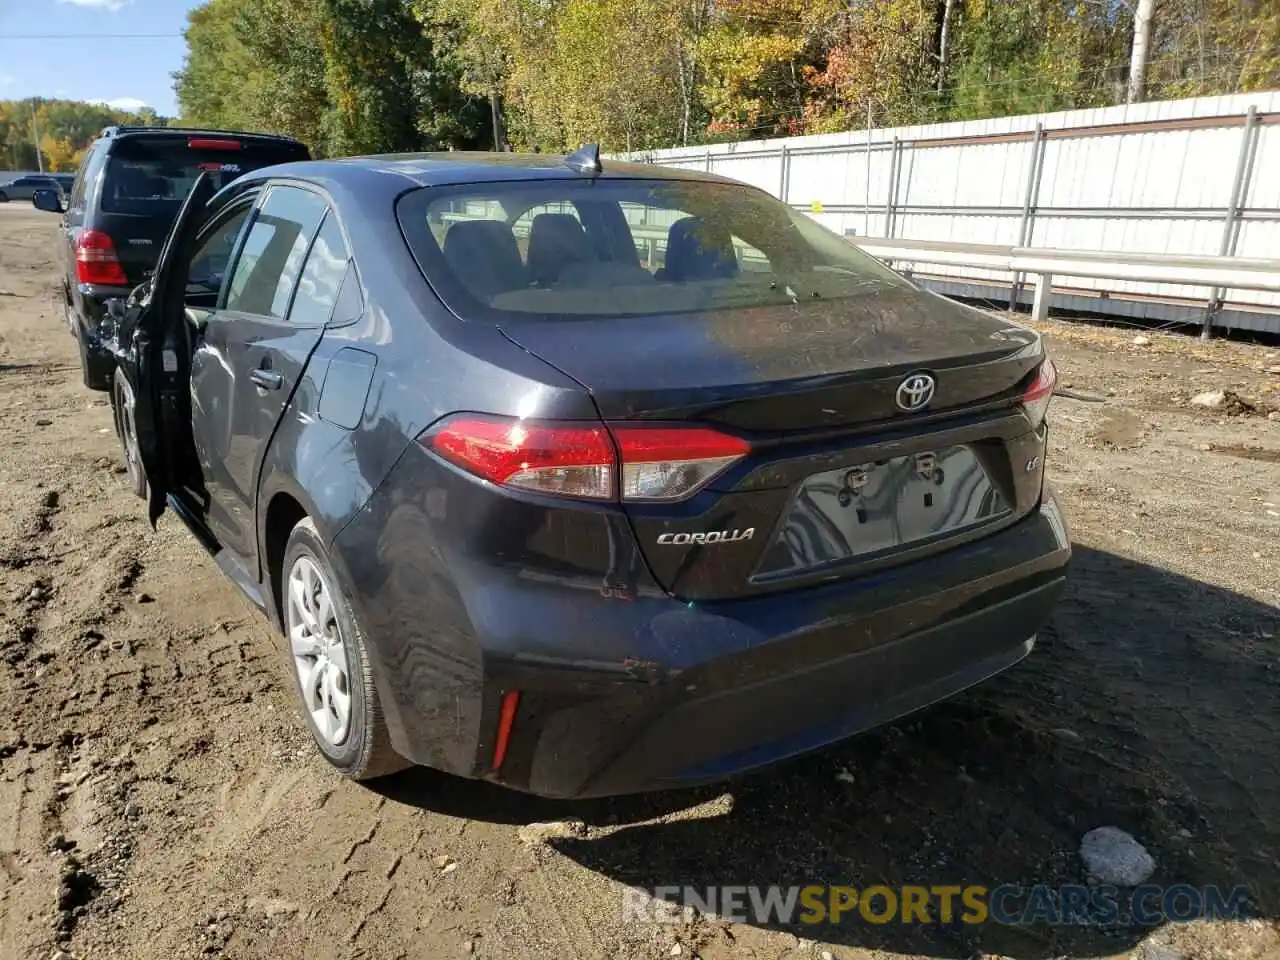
[102,136,308,216]
[396,178,907,321]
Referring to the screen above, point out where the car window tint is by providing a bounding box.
[287,213,350,327]
[188,205,254,299]
[99,138,308,217]
[399,180,908,320]
[224,186,327,319]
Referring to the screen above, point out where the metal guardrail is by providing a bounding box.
[851,237,1280,337]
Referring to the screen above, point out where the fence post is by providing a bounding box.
[1032,273,1053,323]
[779,145,790,203]
[864,99,873,236]
[885,137,901,239]
[1203,106,1260,340]
[1009,123,1046,312]
[705,149,712,173]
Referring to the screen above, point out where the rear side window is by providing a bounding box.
[397,179,907,321]
[69,161,89,208]
[225,185,327,319]
[287,214,351,327]
[101,136,308,216]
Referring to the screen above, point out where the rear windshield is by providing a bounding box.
[102,136,308,216]
[396,178,909,321]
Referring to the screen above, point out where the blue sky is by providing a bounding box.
[0,0,200,116]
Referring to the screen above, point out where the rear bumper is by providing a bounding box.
[72,282,131,336]
[336,479,1069,798]
[71,283,130,391]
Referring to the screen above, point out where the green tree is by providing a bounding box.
[174,0,489,157]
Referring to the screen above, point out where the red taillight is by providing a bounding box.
[75,229,128,286]
[1022,358,1057,427]
[188,138,241,151]
[429,416,616,500]
[424,416,750,502]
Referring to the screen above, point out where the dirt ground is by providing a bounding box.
[0,202,1277,960]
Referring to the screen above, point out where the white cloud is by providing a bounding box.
[104,97,151,112]
[57,0,132,9]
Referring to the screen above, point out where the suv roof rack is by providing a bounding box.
[99,125,302,143]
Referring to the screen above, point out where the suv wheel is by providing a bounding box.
[282,518,407,780]
[113,370,147,500]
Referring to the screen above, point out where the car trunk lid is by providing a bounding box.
[500,288,1051,601]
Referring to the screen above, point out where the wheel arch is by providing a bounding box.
[262,488,311,633]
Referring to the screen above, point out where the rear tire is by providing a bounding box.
[281,518,408,781]
[113,370,147,500]
[0,192,8,203]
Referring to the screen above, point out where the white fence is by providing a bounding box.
[627,92,1280,335]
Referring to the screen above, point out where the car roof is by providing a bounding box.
[98,125,307,147]
[242,151,743,193]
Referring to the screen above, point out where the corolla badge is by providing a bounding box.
[657,528,755,546]
[896,372,936,412]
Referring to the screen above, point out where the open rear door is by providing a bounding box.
[126,172,215,526]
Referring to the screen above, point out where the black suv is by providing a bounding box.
[32,126,310,391]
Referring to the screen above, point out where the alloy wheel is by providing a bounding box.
[286,556,353,746]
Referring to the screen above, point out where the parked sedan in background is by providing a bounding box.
[0,173,73,202]
[108,146,1070,798]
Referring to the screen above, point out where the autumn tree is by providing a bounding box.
[1,98,163,172]
[170,0,1280,159]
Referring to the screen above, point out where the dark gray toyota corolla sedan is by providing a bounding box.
[108,146,1070,797]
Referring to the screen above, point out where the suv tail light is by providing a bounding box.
[424,416,750,503]
[74,229,128,286]
[1021,358,1057,427]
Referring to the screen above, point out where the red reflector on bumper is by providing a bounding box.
[492,690,521,770]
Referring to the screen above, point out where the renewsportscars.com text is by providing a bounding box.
[623,884,1254,927]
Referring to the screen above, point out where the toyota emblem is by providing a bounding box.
[896,372,936,412]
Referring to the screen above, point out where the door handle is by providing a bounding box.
[249,368,284,391]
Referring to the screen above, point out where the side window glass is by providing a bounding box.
[187,204,254,299]
[330,263,365,326]
[81,147,108,210]
[287,213,350,327]
[70,165,86,210]
[224,185,327,319]
[71,149,95,209]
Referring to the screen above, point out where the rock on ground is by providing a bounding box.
[1080,826,1156,886]
[517,820,587,846]
[1191,390,1227,408]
